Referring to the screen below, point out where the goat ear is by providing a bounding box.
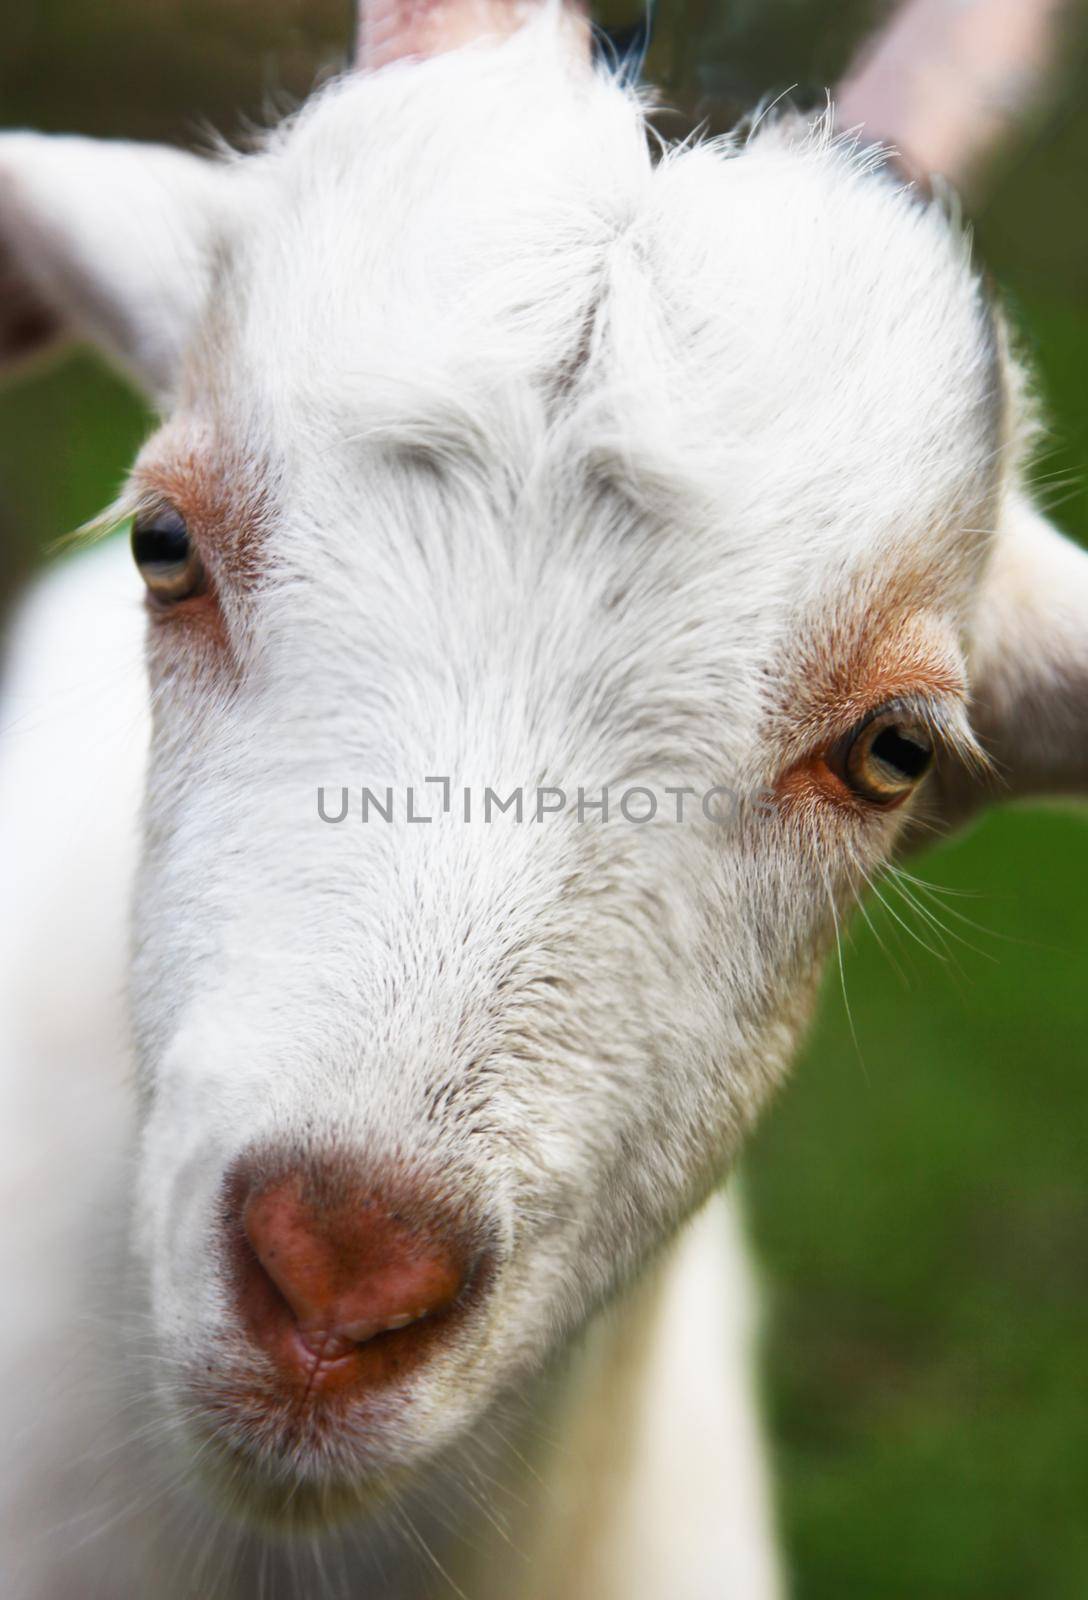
[0,134,226,405]
[932,494,1088,827]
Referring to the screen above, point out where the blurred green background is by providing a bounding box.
[1,3,1086,1596]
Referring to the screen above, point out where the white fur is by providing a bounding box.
[1,18,1085,1597]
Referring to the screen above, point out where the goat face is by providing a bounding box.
[3,23,1058,1528]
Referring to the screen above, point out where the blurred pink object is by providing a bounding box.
[356,0,590,71]
[837,0,1067,192]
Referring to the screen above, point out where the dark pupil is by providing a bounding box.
[133,517,188,568]
[871,725,931,780]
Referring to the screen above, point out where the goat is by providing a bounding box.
[1,1,1085,1595]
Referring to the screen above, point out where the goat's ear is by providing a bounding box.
[932,494,1088,828]
[0,134,226,405]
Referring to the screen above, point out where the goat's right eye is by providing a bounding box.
[830,704,935,807]
[131,507,205,604]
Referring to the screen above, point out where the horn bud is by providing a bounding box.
[356,0,590,74]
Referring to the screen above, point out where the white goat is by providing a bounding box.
[1,3,1085,1596]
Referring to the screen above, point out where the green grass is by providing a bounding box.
[745,802,1088,1597]
[0,354,147,607]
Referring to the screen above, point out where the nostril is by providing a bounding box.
[229,1163,470,1381]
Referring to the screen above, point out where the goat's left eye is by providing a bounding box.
[131,507,205,604]
[833,706,934,806]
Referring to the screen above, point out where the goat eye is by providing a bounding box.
[834,706,935,806]
[131,507,205,604]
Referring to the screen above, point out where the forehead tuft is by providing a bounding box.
[175,42,1002,605]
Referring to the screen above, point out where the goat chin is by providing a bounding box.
[195,1442,401,1534]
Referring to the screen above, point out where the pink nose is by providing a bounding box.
[227,1161,470,1394]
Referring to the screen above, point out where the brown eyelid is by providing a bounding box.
[130,428,273,595]
[772,690,987,818]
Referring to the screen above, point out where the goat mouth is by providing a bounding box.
[174,1376,412,1528]
[177,1345,459,1530]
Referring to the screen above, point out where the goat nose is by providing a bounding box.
[229,1163,470,1387]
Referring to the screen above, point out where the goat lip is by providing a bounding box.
[293,1327,360,1363]
[292,1310,427,1362]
